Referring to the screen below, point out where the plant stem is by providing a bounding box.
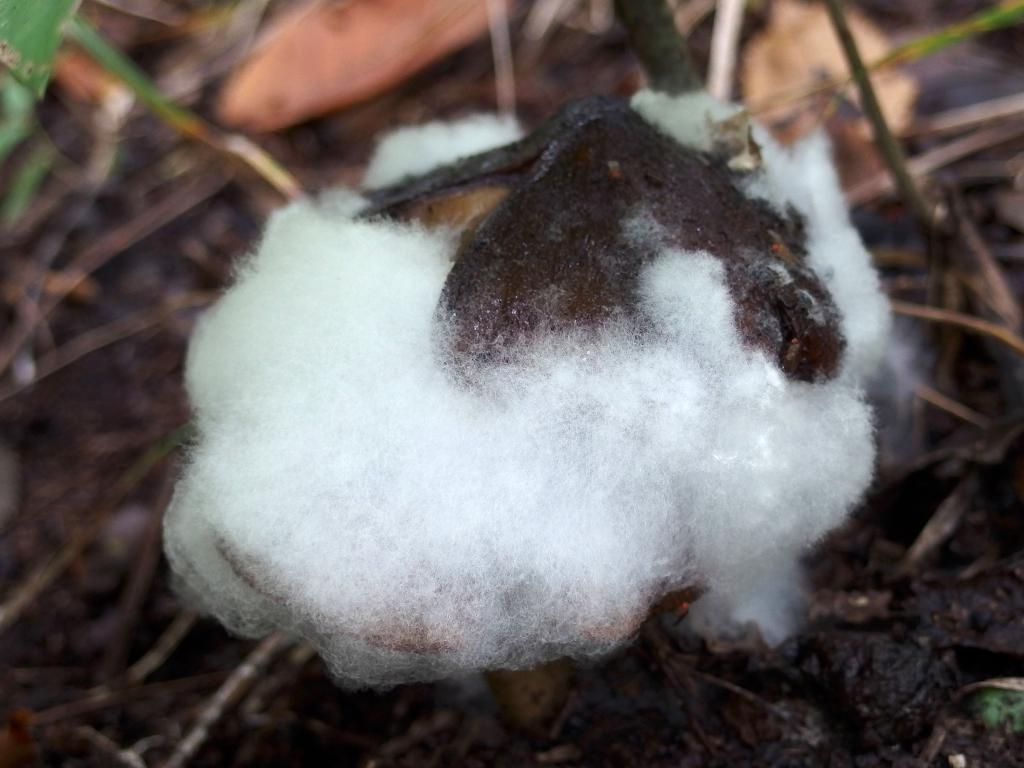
[614,0,701,94]
[67,16,301,201]
[822,0,936,231]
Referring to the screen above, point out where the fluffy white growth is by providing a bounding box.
[362,113,523,190]
[631,89,891,382]
[166,91,889,685]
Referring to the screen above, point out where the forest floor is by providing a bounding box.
[1,1,1024,766]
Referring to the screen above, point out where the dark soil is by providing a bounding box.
[2,1,1024,767]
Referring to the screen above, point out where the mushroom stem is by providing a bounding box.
[485,658,573,731]
[614,0,702,94]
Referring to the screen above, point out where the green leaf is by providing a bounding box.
[0,72,34,165]
[879,1,1024,68]
[67,16,204,136]
[1,140,55,224]
[0,0,81,96]
[974,688,1024,733]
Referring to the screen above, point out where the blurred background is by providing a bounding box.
[1,1,1023,765]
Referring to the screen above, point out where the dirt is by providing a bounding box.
[2,1,1024,767]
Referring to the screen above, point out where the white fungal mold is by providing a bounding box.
[165,90,890,687]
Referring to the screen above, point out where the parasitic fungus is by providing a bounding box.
[164,88,889,722]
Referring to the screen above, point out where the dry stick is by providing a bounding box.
[706,0,744,100]
[35,672,227,725]
[100,473,177,680]
[891,300,1024,357]
[75,726,149,768]
[896,473,978,575]
[0,174,226,378]
[675,0,718,37]
[915,384,990,429]
[0,293,215,404]
[123,612,199,687]
[949,189,1024,411]
[161,633,289,768]
[847,121,1024,206]
[486,0,516,116]
[0,425,191,637]
[904,91,1024,138]
[614,0,702,94]
[823,0,936,232]
[523,0,573,44]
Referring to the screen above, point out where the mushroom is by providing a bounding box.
[164,88,889,727]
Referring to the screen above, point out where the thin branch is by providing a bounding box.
[67,16,301,201]
[122,612,199,687]
[0,425,192,637]
[161,633,288,768]
[823,0,936,230]
[915,384,990,429]
[486,0,516,116]
[707,0,744,100]
[896,474,977,575]
[75,727,149,768]
[614,0,702,94]
[903,91,1024,138]
[891,300,1024,357]
[847,120,1024,206]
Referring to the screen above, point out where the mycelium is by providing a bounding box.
[164,87,889,719]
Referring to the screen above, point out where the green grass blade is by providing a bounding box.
[879,1,1024,68]
[0,0,80,96]
[0,73,34,164]
[65,15,204,138]
[1,140,55,224]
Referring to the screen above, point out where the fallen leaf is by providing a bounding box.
[742,0,918,143]
[218,0,501,132]
[0,710,37,768]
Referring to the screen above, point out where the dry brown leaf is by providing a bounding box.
[742,0,917,142]
[217,0,501,132]
[0,710,36,768]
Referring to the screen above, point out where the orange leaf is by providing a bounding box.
[0,710,37,768]
[218,0,500,133]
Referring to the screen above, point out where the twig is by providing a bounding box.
[0,111,122,383]
[35,672,227,725]
[895,473,977,575]
[100,473,177,681]
[915,384,990,429]
[750,3,1024,119]
[707,0,744,100]
[823,0,935,231]
[0,293,215,404]
[904,91,1024,138]
[891,300,1024,357]
[486,0,516,116]
[949,188,1024,410]
[0,425,192,637]
[674,0,717,37]
[0,173,225,378]
[847,121,1024,206]
[161,633,289,768]
[523,0,573,44]
[75,726,149,768]
[122,612,200,687]
[614,0,702,94]
[241,643,315,717]
[67,16,301,200]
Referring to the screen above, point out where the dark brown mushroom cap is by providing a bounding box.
[366,97,844,382]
